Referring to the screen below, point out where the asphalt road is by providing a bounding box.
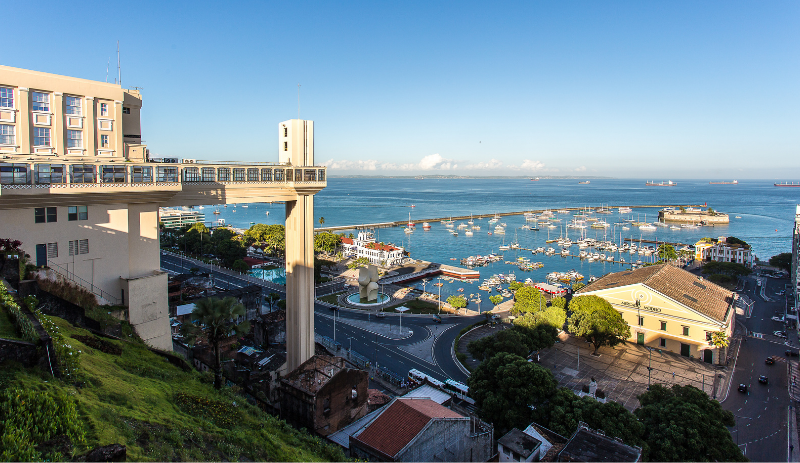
[724,275,795,462]
[161,253,474,384]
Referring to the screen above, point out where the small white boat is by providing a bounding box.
[404,227,413,234]
[465,230,473,236]
[423,222,431,230]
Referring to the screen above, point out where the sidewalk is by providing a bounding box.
[316,311,413,340]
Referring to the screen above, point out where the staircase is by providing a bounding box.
[44,260,122,306]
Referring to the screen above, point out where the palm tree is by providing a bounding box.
[184,296,250,389]
[319,216,325,226]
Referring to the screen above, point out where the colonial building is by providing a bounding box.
[695,237,755,266]
[341,231,405,266]
[0,65,326,366]
[576,264,736,364]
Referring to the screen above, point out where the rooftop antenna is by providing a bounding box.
[297,83,301,119]
[117,41,121,87]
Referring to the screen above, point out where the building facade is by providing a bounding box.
[341,231,405,266]
[695,237,754,266]
[792,205,800,309]
[576,264,736,364]
[0,65,326,363]
[159,208,205,229]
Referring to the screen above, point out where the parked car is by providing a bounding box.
[766,356,775,365]
[375,312,386,318]
[432,314,442,323]
[786,350,799,357]
[774,331,788,339]
[759,375,769,384]
[738,384,748,393]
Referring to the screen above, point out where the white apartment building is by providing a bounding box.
[695,237,755,267]
[341,231,405,266]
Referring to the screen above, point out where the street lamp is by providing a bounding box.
[647,347,653,390]
[438,277,442,315]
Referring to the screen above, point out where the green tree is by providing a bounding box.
[769,252,792,273]
[244,224,286,256]
[514,306,566,331]
[189,222,210,234]
[232,259,249,273]
[635,384,745,462]
[264,292,282,313]
[701,261,751,277]
[183,297,251,389]
[467,352,556,434]
[532,387,644,448]
[571,282,586,292]
[551,296,566,309]
[657,244,678,261]
[468,328,532,361]
[489,295,504,306]
[512,286,546,315]
[447,295,467,309]
[726,236,749,248]
[508,281,524,292]
[314,231,342,254]
[567,295,631,354]
[319,216,325,226]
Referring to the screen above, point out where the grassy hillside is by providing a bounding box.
[0,314,346,461]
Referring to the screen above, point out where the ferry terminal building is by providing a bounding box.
[576,263,736,364]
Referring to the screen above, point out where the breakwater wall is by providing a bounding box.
[315,204,705,233]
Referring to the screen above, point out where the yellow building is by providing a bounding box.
[0,65,325,369]
[576,263,736,364]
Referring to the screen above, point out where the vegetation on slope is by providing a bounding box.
[0,315,345,462]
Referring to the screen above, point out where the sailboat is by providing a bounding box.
[407,212,415,228]
[468,214,474,225]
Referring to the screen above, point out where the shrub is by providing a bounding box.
[34,276,98,310]
[0,285,38,343]
[37,314,82,380]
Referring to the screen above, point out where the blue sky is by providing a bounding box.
[5,1,799,178]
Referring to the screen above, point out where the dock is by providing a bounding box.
[622,238,689,247]
[315,204,705,233]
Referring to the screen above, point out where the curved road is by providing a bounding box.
[161,253,474,384]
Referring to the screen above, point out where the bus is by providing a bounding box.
[443,379,475,405]
[408,369,444,388]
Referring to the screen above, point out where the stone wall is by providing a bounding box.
[0,337,39,367]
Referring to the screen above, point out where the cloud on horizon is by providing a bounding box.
[323,155,550,173]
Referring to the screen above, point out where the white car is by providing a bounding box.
[772,316,785,322]
[774,331,788,339]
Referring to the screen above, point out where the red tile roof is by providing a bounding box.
[341,238,354,245]
[353,398,463,458]
[577,263,734,323]
[365,242,399,252]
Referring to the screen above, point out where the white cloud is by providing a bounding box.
[520,160,545,171]
[417,153,455,170]
[321,159,379,170]
[465,159,503,170]
[574,165,587,172]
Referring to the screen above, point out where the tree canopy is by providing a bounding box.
[769,252,792,273]
[313,232,342,254]
[244,224,286,256]
[550,296,566,309]
[489,295,504,306]
[532,387,644,449]
[512,286,546,315]
[447,295,467,309]
[567,295,631,354]
[635,385,745,462]
[701,261,751,277]
[725,236,749,248]
[514,306,567,332]
[467,352,556,435]
[657,244,678,261]
[467,325,557,361]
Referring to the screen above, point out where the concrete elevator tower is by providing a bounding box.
[280,120,317,371]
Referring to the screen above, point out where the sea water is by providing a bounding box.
[205,178,798,307]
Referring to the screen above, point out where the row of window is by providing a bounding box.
[34,206,88,223]
[636,316,692,336]
[0,87,116,117]
[36,239,89,261]
[0,163,326,185]
[0,125,110,148]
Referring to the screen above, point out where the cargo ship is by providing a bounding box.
[775,182,800,187]
[646,180,677,186]
[710,180,738,184]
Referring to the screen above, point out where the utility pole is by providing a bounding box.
[647,347,653,390]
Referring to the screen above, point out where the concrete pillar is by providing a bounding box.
[85,97,96,157]
[285,194,315,371]
[18,88,30,153]
[53,92,63,155]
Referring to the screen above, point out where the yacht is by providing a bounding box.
[465,229,473,236]
[639,224,657,231]
[422,222,431,230]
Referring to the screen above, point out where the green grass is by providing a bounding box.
[1,315,346,462]
[0,304,21,340]
[383,299,440,314]
[317,291,345,305]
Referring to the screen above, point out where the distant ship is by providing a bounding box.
[578,181,590,184]
[530,177,540,181]
[775,182,800,187]
[710,180,738,184]
[646,180,677,186]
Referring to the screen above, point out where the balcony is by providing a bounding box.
[0,159,327,208]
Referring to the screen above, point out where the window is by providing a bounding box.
[283,141,287,151]
[247,168,259,181]
[35,207,57,223]
[233,168,245,181]
[304,169,316,182]
[46,242,58,258]
[131,166,153,183]
[65,96,82,115]
[638,316,644,326]
[33,127,51,146]
[261,168,272,181]
[217,168,230,182]
[156,166,178,182]
[70,164,95,184]
[660,338,666,347]
[201,167,215,182]
[660,321,667,331]
[31,91,49,111]
[318,169,325,182]
[122,107,130,114]
[100,103,108,117]
[182,167,199,182]
[0,87,13,108]
[68,206,88,221]
[273,169,284,181]
[100,134,109,147]
[0,125,14,145]
[683,326,690,336]
[0,163,29,185]
[67,130,83,148]
[68,239,89,256]
[35,164,65,184]
[295,169,303,182]
[101,165,126,183]
[283,127,287,137]
[706,331,712,342]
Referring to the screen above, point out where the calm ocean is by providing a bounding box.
[203,178,799,305]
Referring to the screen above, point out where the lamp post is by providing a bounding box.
[647,347,653,390]
[438,278,442,315]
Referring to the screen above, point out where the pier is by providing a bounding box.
[315,204,705,232]
[622,238,689,247]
